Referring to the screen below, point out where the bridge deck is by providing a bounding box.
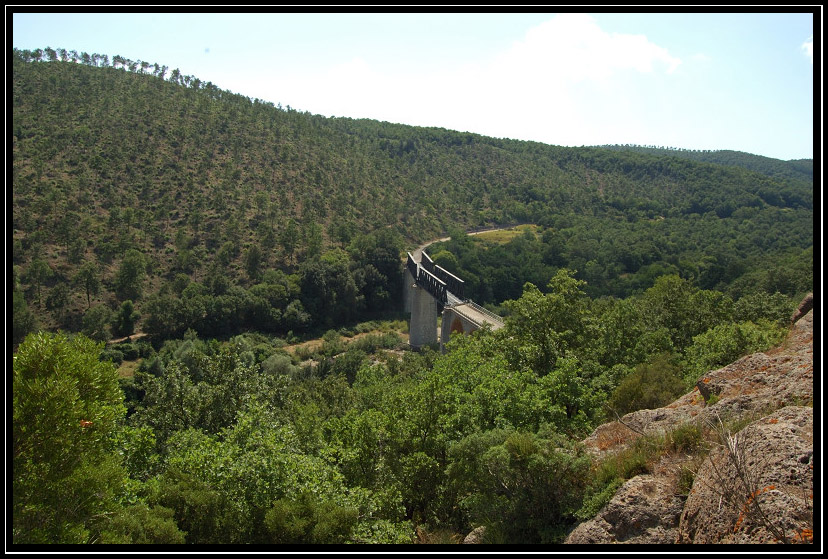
[450,302,505,330]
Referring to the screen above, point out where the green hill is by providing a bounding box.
[9,47,815,546]
[11,48,813,342]
[595,144,812,183]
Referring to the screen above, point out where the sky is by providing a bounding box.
[10,10,817,161]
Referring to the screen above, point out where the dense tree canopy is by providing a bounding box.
[10,47,812,546]
[11,48,812,341]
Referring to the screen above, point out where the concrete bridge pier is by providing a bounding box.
[409,282,439,348]
[403,268,414,313]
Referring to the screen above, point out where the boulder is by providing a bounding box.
[677,406,813,544]
[565,473,684,544]
[790,292,813,324]
[462,526,486,544]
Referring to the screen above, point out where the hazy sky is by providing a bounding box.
[11,10,817,161]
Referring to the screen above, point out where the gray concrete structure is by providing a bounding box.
[406,250,504,350]
[408,279,439,348]
[440,302,505,350]
[403,267,414,313]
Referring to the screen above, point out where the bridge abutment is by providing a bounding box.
[440,307,472,350]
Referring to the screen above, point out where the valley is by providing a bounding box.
[10,49,814,546]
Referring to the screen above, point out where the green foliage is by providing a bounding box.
[683,319,787,383]
[538,356,605,436]
[244,243,263,281]
[445,429,591,543]
[112,299,141,337]
[115,424,161,481]
[12,332,127,543]
[10,52,814,545]
[665,422,706,454]
[81,304,114,342]
[299,252,359,328]
[607,354,686,415]
[134,345,289,448]
[45,282,71,320]
[22,257,53,303]
[150,402,410,544]
[155,468,236,544]
[677,464,697,496]
[99,503,186,544]
[639,274,733,350]
[733,291,795,326]
[100,347,124,365]
[12,288,38,348]
[115,249,147,301]
[503,269,589,375]
[261,352,300,377]
[265,493,359,544]
[11,52,811,336]
[575,477,624,521]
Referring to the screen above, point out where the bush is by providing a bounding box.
[13,332,127,543]
[667,422,705,453]
[100,348,124,365]
[100,503,185,544]
[683,320,786,383]
[607,354,685,416]
[576,477,623,521]
[446,429,591,544]
[677,464,697,496]
[261,353,299,377]
[264,492,359,544]
[733,291,794,326]
[331,349,367,384]
[349,332,403,353]
[114,342,140,361]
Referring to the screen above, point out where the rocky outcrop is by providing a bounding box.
[791,292,814,324]
[565,301,814,545]
[566,473,685,544]
[677,405,813,544]
[462,526,486,544]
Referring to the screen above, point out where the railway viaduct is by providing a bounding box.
[403,250,504,350]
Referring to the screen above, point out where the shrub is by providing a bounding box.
[607,354,685,416]
[677,465,696,496]
[446,429,591,544]
[264,492,359,544]
[576,477,624,521]
[114,342,140,361]
[683,320,786,384]
[100,503,185,544]
[100,348,124,365]
[667,423,705,453]
[261,353,299,377]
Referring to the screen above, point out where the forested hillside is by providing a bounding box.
[10,48,814,546]
[597,144,813,183]
[11,48,812,342]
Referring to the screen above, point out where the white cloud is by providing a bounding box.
[495,14,681,82]
[258,14,682,149]
[437,13,683,145]
[802,35,813,63]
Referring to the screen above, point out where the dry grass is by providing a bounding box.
[415,526,463,544]
[471,224,539,244]
[117,359,141,379]
[591,421,642,452]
